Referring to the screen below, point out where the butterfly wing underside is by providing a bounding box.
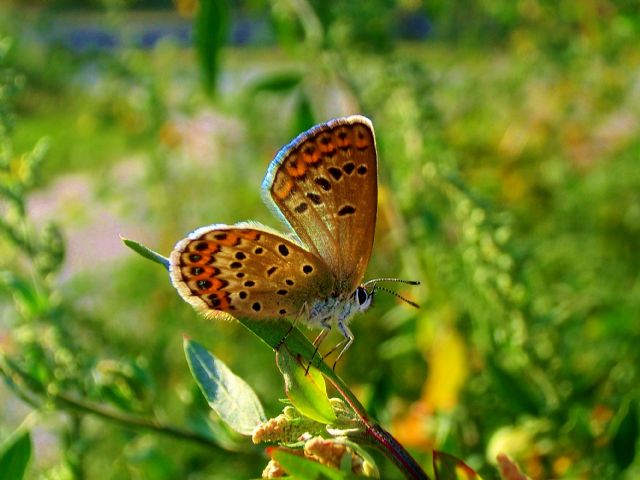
[169,224,334,320]
[262,116,378,294]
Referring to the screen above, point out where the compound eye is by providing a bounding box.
[356,286,368,305]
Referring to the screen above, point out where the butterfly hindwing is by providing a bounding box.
[169,224,334,321]
[262,116,378,293]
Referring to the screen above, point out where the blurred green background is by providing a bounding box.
[1,0,639,478]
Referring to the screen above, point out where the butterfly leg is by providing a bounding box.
[313,328,329,347]
[322,321,353,370]
[305,329,330,375]
[305,318,332,374]
[275,302,309,350]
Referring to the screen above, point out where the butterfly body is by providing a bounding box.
[170,115,393,363]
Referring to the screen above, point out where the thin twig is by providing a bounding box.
[0,355,221,449]
[236,317,431,479]
[52,392,221,449]
[328,374,430,480]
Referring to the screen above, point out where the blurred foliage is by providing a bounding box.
[1,0,640,479]
[0,429,33,479]
[194,0,230,95]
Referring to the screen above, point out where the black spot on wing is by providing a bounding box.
[328,167,343,181]
[315,177,331,191]
[342,162,355,174]
[294,202,308,213]
[338,205,356,216]
[306,192,322,205]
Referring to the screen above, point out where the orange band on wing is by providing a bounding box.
[354,125,371,149]
[284,156,307,177]
[317,133,337,154]
[188,265,220,280]
[273,177,294,199]
[180,251,213,265]
[334,127,352,149]
[205,291,232,311]
[239,229,262,241]
[300,143,322,164]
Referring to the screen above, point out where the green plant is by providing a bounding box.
[123,238,436,478]
[2,0,640,478]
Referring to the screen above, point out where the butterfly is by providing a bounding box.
[169,115,418,367]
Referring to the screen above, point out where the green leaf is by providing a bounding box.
[194,0,230,96]
[237,317,296,350]
[121,236,170,271]
[269,2,305,52]
[276,345,336,425]
[269,447,348,480]
[433,450,481,480]
[611,398,638,470]
[248,71,303,94]
[486,357,543,416]
[190,411,246,452]
[184,338,266,435]
[0,271,49,318]
[237,318,326,373]
[293,91,315,137]
[0,429,32,480]
[335,439,379,477]
[236,317,369,420]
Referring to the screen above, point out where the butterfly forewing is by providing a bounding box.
[262,116,378,293]
[169,224,334,320]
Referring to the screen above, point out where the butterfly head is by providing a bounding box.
[354,285,374,312]
[361,278,421,310]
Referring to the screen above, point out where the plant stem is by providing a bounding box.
[328,374,430,480]
[53,391,220,449]
[236,318,430,479]
[1,355,221,450]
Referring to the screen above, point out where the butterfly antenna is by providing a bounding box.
[363,277,420,288]
[372,285,420,309]
[365,278,421,309]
